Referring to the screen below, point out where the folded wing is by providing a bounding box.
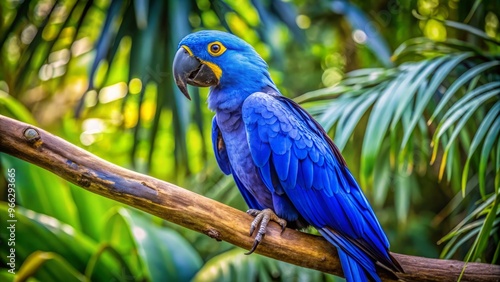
[242,92,402,276]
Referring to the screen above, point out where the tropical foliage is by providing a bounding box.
[300,36,500,264]
[0,0,499,281]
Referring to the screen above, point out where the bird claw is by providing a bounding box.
[245,209,287,255]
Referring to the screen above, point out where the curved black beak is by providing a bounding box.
[172,47,219,100]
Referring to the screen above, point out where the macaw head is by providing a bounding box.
[173,30,277,110]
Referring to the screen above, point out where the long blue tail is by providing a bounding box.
[337,248,377,282]
[319,228,381,282]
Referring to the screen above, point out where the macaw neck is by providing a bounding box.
[207,86,248,113]
[207,57,279,113]
[207,82,279,113]
[207,73,281,112]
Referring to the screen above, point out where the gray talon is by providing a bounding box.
[244,208,287,255]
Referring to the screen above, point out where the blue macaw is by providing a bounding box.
[173,30,403,281]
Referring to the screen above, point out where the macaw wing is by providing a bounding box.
[212,116,231,175]
[242,92,400,273]
[212,116,263,210]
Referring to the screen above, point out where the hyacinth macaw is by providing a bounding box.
[172,30,403,281]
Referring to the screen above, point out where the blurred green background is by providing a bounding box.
[0,0,499,281]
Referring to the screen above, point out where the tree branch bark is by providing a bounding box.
[0,114,498,282]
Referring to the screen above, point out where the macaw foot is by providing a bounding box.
[245,208,287,255]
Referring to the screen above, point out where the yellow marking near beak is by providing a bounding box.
[200,59,222,80]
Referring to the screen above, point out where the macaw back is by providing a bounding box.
[173,30,403,282]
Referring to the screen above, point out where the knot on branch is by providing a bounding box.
[66,160,93,187]
[205,227,222,241]
[77,171,93,188]
[23,127,43,148]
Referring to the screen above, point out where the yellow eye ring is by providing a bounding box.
[208,41,226,56]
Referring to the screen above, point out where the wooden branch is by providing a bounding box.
[0,114,499,282]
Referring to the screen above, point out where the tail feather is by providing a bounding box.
[319,228,381,282]
[338,249,379,282]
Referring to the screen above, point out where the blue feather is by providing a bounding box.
[293,143,308,159]
[300,157,314,189]
[286,156,298,189]
[319,228,380,282]
[259,161,274,193]
[212,116,231,175]
[273,150,291,181]
[251,140,271,167]
[231,167,264,210]
[312,163,324,190]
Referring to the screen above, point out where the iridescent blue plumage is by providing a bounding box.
[175,30,402,282]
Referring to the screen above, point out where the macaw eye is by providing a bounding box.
[211,44,220,53]
[208,42,226,56]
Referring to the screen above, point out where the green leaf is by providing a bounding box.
[85,244,134,280]
[334,91,378,151]
[443,19,500,45]
[104,208,202,281]
[390,55,459,130]
[373,152,391,208]
[399,53,474,150]
[0,91,37,124]
[429,60,500,124]
[360,76,403,183]
[439,194,495,245]
[472,195,499,260]
[14,0,58,93]
[400,79,426,156]
[478,118,500,197]
[440,81,500,125]
[431,82,500,164]
[133,0,149,29]
[496,138,500,190]
[462,101,500,194]
[493,242,500,264]
[463,0,483,23]
[296,85,353,104]
[0,0,30,47]
[441,222,481,259]
[317,99,346,130]
[88,0,125,90]
[439,91,495,180]
[0,269,15,282]
[0,204,122,281]
[395,174,411,225]
[0,155,80,229]
[16,251,86,282]
[193,248,339,282]
[69,183,117,241]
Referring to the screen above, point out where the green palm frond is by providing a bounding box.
[299,37,500,262]
[192,248,341,282]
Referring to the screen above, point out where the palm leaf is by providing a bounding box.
[192,248,340,282]
[0,204,126,281]
[104,208,203,281]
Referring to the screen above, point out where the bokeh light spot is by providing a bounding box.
[296,15,311,29]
